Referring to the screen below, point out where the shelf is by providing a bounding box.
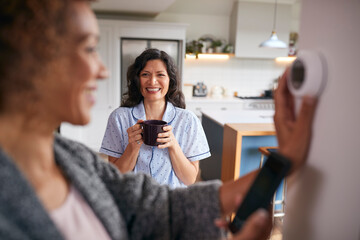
[185,53,234,60]
[275,56,296,63]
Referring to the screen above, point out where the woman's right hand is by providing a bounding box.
[231,209,272,240]
[215,209,272,240]
[273,69,318,173]
[109,120,144,173]
[127,120,144,149]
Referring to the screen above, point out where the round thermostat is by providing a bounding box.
[287,50,327,97]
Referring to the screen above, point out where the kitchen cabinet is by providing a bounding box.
[60,19,187,151]
[229,1,292,59]
[186,97,244,119]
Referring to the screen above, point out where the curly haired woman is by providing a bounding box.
[100,49,211,188]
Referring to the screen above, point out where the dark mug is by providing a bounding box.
[141,120,168,146]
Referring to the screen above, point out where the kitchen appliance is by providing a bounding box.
[210,86,224,98]
[235,96,274,110]
[192,82,208,97]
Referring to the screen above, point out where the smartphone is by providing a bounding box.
[228,152,292,234]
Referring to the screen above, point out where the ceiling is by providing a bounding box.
[92,0,298,17]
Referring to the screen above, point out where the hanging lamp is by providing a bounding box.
[259,0,287,48]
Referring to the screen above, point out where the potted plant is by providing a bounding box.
[211,40,223,53]
[186,40,204,57]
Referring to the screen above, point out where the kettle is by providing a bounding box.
[193,82,208,97]
[211,86,224,98]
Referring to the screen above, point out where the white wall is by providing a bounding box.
[290,1,301,32]
[183,58,286,96]
[155,12,230,43]
[283,0,360,239]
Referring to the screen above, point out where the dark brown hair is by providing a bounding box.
[121,48,185,109]
[0,0,90,112]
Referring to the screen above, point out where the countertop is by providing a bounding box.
[185,96,242,103]
[201,109,274,126]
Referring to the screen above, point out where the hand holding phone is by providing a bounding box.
[228,152,292,233]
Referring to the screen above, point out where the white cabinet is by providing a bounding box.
[186,98,244,119]
[61,19,187,151]
[229,1,292,59]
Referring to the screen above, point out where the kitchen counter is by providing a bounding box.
[221,123,276,182]
[201,109,274,126]
[186,96,274,119]
[185,97,245,119]
[185,96,241,103]
[200,110,276,182]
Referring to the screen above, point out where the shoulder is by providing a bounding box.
[54,133,99,165]
[110,106,132,118]
[175,107,198,121]
[106,107,134,125]
[54,133,121,179]
[173,107,201,127]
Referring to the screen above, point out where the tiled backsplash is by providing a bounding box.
[182,58,286,97]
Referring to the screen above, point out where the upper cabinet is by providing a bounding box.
[229,1,292,59]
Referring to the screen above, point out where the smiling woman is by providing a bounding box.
[0,0,108,125]
[100,48,212,188]
[50,3,108,126]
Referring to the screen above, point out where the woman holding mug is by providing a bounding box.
[100,48,210,188]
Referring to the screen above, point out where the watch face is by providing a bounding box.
[291,59,305,90]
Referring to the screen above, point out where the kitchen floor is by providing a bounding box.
[270,218,283,240]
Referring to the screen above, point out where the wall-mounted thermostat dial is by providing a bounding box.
[288,50,327,98]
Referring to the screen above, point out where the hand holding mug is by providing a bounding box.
[157,125,176,149]
[127,120,144,148]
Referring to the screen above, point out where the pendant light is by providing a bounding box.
[259,0,287,48]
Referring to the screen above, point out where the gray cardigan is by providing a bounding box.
[0,134,222,240]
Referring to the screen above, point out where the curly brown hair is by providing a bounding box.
[0,0,91,112]
[121,48,185,109]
